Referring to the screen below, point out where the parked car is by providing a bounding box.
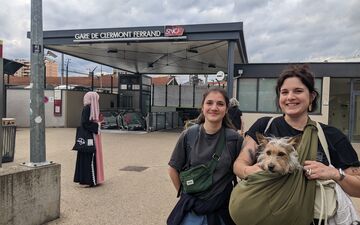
[120,112,146,131]
[54,85,91,91]
[100,111,119,129]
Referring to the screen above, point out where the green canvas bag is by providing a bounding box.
[229,118,318,225]
[179,127,225,195]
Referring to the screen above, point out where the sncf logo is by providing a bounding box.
[164,26,185,37]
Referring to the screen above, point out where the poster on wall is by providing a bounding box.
[54,90,62,116]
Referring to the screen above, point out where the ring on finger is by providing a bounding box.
[306,168,312,176]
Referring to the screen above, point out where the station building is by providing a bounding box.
[15,22,360,141]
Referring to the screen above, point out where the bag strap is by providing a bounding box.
[184,124,226,170]
[207,127,226,172]
[264,117,275,133]
[315,122,334,225]
[316,122,331,164]
[264,118,330,163]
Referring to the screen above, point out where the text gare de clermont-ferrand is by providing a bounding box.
[74,30,162,41]
[74,26,185,41]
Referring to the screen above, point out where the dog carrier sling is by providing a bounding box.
[229,118,318,225]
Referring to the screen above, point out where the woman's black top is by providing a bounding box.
[247,116,359,169]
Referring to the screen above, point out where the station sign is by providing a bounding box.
[73,26,186,42]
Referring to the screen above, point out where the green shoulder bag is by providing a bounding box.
[179,127,225,194]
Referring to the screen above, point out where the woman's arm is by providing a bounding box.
[233,135,262,179]
[304,161,360,197]
[339,167,360,197]
[168,166,181,192]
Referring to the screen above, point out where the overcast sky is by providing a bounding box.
[1,0,359,75]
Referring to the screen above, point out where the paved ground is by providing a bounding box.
[2,128,360,225]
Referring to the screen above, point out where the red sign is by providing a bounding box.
[164,26,185,37]
[54,99,62,116]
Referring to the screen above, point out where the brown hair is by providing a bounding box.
[196,87,235,129]
[276,64,319,112]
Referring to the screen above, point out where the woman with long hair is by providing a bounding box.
[167,87,243,225]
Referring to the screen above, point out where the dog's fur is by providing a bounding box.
[256,132,302,175]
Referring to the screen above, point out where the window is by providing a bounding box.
[258,78,278,112]
[237,78,323,114]
[238,79,257,111]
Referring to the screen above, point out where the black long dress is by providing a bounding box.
[73,105,99,186]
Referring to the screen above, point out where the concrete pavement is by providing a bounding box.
[2,128,360,225]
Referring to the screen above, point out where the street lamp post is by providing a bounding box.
[65,58,70,90]
[0,40,3,167]
[29,0,46,164]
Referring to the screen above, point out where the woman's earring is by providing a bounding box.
[308,104,312,112]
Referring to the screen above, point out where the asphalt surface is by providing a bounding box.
[2,128,360,225]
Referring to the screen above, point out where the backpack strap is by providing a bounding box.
[184,124,201,170]
[177,124,200,197]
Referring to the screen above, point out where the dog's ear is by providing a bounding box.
[256,132,269,145]
[287,134,302,150]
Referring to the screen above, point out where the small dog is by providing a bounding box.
[256,132,302,175]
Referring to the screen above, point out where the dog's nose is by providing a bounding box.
[268,164,275,172]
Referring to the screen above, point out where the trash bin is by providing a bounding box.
[1,118,16,163]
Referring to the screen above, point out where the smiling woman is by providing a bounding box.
[167,87,243,225]
[231,65,360,225]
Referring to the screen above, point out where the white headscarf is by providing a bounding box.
[229,97,240,107]
[83,92,100,122]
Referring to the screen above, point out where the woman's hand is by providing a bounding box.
[303,160,339,181]
[242,164,263,178]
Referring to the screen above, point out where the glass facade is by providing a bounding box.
[238,79,257,111]
[237,78,322,114]
[258,78,278,112]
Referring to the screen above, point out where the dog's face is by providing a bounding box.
[256,133,302,175]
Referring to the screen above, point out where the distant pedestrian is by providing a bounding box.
[228,98,244,136]
[74,92,104,187]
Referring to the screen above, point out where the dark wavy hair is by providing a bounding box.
[196,87,236,129]
[276,64,319,112]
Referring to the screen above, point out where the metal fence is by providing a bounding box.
[147,112,183,131]
[152,84,225,108]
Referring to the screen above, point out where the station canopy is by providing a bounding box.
[42,22,248,74]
